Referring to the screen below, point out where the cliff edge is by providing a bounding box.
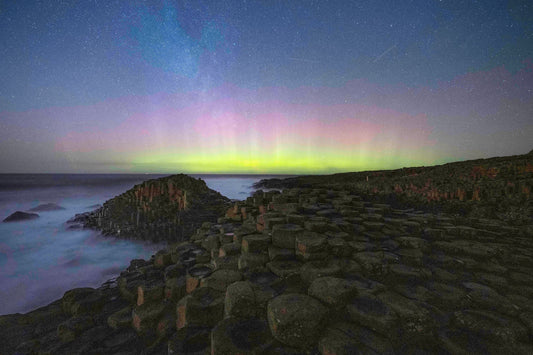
[73,174,232,243]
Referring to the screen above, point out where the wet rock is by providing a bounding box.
[176,287,224,329]
[219,242,241,257]
[377,291,437,340]
[2,211,39,222]
[308,276,358,310]
[57,316,94,343]
[224,281,256,318]
[29,203,65,211]
[319,322,394,355]
[137,279,165,306]
[462,282,520,317]
[268,245,296,261]
[272,223,304,249]
[242,234,271,253]
[168,326,211,355]
[300,259,342,285]
[186,264,214,293]
[132,301,168,334]
[61,287,97,314]
[267,293,327,349]
[154,251,172,268]
[165,276,187,302]
[212,255,240,270]
[107,306,132,330]
[164,263,186,280]
[211,317,273,355]
[267,260,303,277]
[238,252,270,271]
[453,309,529,343]
[346,293,399,336]
[200,269,242,292]
[295,232,328,260]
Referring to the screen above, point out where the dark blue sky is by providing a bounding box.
[2,0,531,111]
[0,1,532,173]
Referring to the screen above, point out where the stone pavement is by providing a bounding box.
[2,187,533,354]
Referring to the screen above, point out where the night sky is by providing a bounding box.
[1,0,532,173]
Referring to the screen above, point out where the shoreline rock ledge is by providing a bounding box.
[70,174,232,243]
[1,179,533,354]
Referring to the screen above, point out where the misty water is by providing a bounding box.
[0,174,278,315]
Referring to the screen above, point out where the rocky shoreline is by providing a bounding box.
[2,157,533,354]
[255,150,533,226]
[69,174,232,243]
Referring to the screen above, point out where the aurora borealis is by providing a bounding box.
[1,1,532,174]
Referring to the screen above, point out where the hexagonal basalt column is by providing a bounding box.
[267,293,327,349]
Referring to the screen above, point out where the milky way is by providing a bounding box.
[0,1,532,173]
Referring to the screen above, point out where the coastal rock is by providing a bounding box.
[267,293,327,348]
[308,276,359,309]
[211,317,273,355]
[78,174,231,242]
[28,203,65,211]
[3,151,533,354]
[2,211,39,222]
[224,281,256,318]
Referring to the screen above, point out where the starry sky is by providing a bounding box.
[1,0,532,174]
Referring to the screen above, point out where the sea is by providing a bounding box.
[0,173,287,315]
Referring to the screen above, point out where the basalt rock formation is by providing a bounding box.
[29,203,65,212]
[256,149,533,225]
[2,154,533,354]
[3,185,533,354]
[72,174,232,243]
[2,211,39,222]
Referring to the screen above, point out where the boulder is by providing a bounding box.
[107,306,132,330]
[267,293,327,349]
[3,211,39,222]
[28,203,65,211]
[242,234,271,253]
[268,246,295,261]
[267,260,303,278]
[238,253,269,271]
[319,322,394,355]
[346,293,398,336]
[57,316,94,343]
[132,301,168,333]
[186,264,214,293]
[165,276,187,301]
[167,327,211,355]
[224,281,256,318]
[453,309,528,343]
[300,259,342,284]
[199,269,242,292]
[272,224,304,249]
[137,279,165,306]
[295,233,328,260]
[308,276,358,309]
[176,287,224,329]
[211,317,273,355]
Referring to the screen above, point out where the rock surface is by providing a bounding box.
[2,211,39,222]
[255,149,533,225]
[28,203,65,211]
[71,174,231,243]
[1,155,533,354]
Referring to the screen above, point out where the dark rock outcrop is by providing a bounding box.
[2,152,533,354]
[255,149,533,225]
[2,211,39,222]
[28,203,65,211]
[72,174,231,243]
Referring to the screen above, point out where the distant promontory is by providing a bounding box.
[71,174,232,243]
